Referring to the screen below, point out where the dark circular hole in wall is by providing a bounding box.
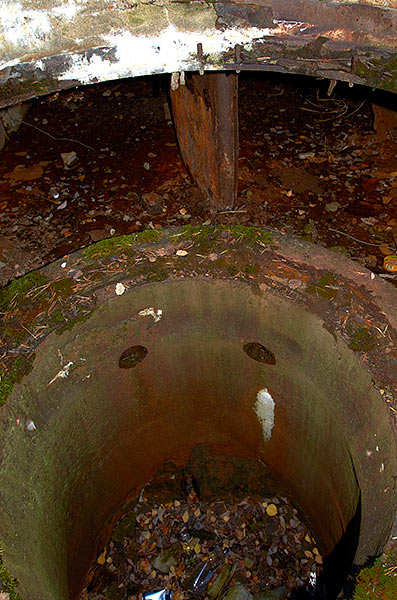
[243,342,276,365]
[119,345,148,369]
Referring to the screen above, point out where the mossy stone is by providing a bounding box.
[111,513,137,543]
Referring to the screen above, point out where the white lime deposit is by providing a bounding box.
[254,387,275,441]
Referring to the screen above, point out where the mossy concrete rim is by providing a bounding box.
[1,225,395,408]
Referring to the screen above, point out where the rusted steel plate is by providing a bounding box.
[170,72,238,210]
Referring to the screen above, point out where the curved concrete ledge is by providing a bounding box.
[0,226,396,600]
[0,1,397,108]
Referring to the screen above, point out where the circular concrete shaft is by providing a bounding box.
[0,227,395,600]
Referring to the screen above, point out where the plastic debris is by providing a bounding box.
[183,560,216,595]
[25,418,36,431]
[143,591,172,600]
[383,255,397,272]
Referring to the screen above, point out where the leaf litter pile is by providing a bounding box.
[80,489,323,600]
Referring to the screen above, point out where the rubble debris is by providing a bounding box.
[80,492,322,599]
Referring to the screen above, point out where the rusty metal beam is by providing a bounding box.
[170,71,238,211]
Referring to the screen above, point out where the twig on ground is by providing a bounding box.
[20,323,38,340]
[329,227,396,252]
[22,121,95,151]
[217,210,247,214]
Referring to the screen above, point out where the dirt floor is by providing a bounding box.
[0,72,396,289]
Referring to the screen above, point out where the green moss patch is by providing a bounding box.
[0,543,21,600]
[306,272,339,300]
[83,230,163,260]
[0,354,35,406]
[354,54,397,93]
[348,327,378,353]
[354,557,397,599]
[178,224,272,245]
[0,271,48,311]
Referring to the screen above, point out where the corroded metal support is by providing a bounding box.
[170,71,238,211]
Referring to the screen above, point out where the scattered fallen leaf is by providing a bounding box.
[4,164,43,180]
[266,503,278,517]
[325,202,340,212]
[97,550,106,565]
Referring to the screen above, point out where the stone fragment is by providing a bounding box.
[253,586,287,600]
[61,151,78,168]
[141,192,165,215]
[222,584,253,600]
[0,102,31,151]
[151,543,181,574]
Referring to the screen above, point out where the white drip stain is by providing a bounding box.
[254,387,275,441]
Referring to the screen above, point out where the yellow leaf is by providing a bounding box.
[266,503,277,517]
[97,550,106,565]
[182,510,189,523]
[194,542,201,554]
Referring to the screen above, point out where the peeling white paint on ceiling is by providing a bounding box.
[57,23,274,84]
[52,0,88,20]
[0,2,52,47]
